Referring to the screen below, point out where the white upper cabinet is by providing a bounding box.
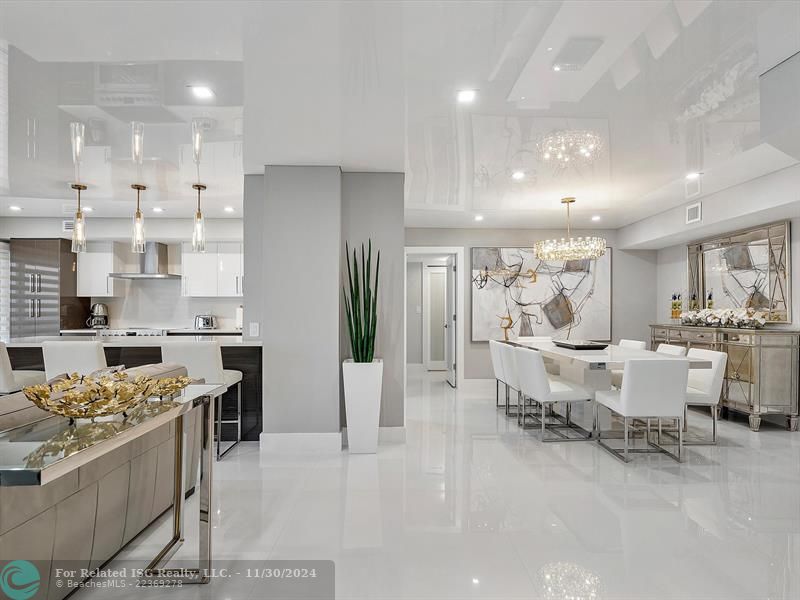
[217,242,243,297]
[182,242,219,297]
[77,241,122,297]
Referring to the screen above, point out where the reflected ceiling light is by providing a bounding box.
[534,197,606,261]
[152,207,164,213]
[474,214,484,222]
[190,120,206,252]
[224,206,235,213]
[511,170,525,181]
[189,85,215,99]
[685,171,702,180]
[472,579,480,585]
[552,64,561,71]
[457,89,476,103]
[546,47,554,52]
[130,121,146,253]
[82,206,93,212]
[536,129,602,172]
[70,122,88,253]
[9,206,22,211]
[591,215,601,222]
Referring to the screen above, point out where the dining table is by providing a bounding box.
[510,339,712,393]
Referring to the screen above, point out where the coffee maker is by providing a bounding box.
[86,303,109,329]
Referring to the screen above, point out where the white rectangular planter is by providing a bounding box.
[342,359,383,454]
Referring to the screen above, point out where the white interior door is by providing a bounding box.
[445,255,456,387]
[423,265,447,371]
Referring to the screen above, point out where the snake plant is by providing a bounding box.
[343,240,380,363]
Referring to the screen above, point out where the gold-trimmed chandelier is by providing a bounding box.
[536,129,602,171]
[534,197,606,261]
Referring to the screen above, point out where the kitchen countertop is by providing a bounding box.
[8,336,262,348]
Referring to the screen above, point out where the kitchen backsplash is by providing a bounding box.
[96,278,242,330]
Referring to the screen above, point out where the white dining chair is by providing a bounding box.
[595,358,689,462]
[161,341,243,460]
[656,343,687,357]
[514,346,592,441]
[498,342,522,417]
[489,340,506,409]
[684,348,728,444]
[611,340,647,388]
[42,341,108,380]
[0,342,45,394]
[515,336,560,375]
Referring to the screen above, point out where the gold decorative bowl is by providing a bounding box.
[23,372,157,421]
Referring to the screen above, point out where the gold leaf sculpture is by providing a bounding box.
[150,376,193,399]
[23,371,157,420]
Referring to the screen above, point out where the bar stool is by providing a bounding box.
[611,339,647,388]
[160,341,242,460]
[42,341,107,380]
[0,342,45,394]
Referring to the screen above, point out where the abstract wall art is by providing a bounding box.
[471,247,611,342]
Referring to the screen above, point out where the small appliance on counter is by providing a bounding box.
[194,314,217,330]
[86,303,109,329]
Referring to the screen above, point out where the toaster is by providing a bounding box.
[194,315,217,330]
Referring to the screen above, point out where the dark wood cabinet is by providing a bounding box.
[10,239,89,338]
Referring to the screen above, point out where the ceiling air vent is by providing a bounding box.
[62,220,75,232]
[552,38,604,72]
[685,202,702,225]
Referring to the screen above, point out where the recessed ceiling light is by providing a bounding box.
[472,579,480,585]
[474,215,484,222]
[552,65,561,72]
[546,47,553,52]
[189,85,215,99]
[224,206,235,213]
[457,89,476,103]
[82,206,94,213]
[511,170,525,181]
[591,215,601,222]
[685,172,702,180]
[9,205,22,211]
[152,207,164,213]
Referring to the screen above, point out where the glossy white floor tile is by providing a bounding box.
[83,369,800,600]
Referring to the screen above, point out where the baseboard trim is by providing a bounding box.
[259,432,342,453]
[341,426,406,447]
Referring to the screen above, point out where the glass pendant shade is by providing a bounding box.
[70,122,84,183]
[191,183,207,252]
[191,119,203,166]
[70,183,87,253]
[131,184,146,253]
[131,121,144,165]
[534,197,607,261]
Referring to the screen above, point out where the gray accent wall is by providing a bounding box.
[406,261,423,364]
[341,172,405,428]
[405,228,657,379]
[256,166,342,435]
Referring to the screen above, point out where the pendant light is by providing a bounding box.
[534,197,606,261]
[69,122,87,253]
[192,183,206,252]
[190,119,206,252]
[130,122,146,253]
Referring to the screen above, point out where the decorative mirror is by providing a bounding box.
[687,221,791,322]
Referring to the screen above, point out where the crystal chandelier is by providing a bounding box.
[534,197,606,261]
[536,129,602,171]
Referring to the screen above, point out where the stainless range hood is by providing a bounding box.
[109,242,181,280]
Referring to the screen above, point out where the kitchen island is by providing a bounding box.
[5,336,263,441]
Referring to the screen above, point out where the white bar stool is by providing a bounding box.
[42,341,108,380]
[0,342,45,393]
[161,340,242,460]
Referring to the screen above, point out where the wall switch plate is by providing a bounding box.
[249,322,260,337]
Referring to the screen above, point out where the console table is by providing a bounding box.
[650,324,799,431]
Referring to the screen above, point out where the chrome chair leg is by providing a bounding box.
[623,418,629,462]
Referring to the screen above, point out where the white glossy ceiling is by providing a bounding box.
[0,0,797,230]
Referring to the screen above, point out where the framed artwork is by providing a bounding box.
[471,247,612,342]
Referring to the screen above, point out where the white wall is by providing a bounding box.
[406,261,422,364]
[405,228,657,379]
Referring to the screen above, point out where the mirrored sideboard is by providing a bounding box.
[650,324,799,432]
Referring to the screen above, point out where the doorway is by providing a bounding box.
[405,249,460,389]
